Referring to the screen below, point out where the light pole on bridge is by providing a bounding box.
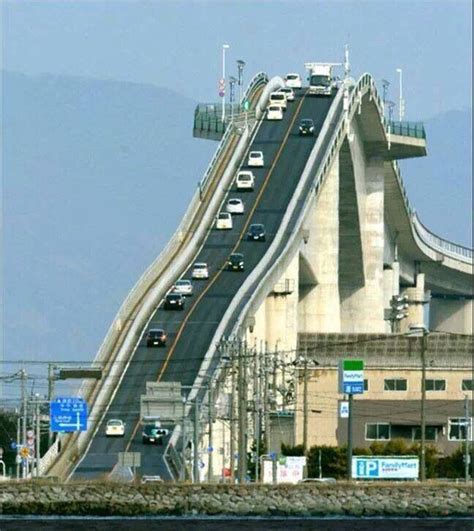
[221,44,230,123]
[396,68,405,121]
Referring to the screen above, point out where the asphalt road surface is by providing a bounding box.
[73,89,335,480]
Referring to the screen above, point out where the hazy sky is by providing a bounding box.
[3,0,472,119]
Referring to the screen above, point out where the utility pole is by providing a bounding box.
[272,348,277,403]
[464,395,470,482]
[35,399,41,477]
[16,414,20,480]
[208,384,214,483]
[303,348,309,453]
[193,398,200,484]
[347,393,354,480]
[47,364,56,447]
[254,344,261,482]
[237,339,247,483]
[181,397,186,481]
[20,368,28,479]
[230,340,236,483]
[420,333,427,482]
[263,342,270,453]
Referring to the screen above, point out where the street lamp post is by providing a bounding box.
[237,60,245,107]
[229,76,237,122]
[407,324,429,481]
[396,68,404,121]
[221,44,230,123]
[386,101,396,123]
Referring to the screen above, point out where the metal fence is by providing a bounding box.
[388,120,426,139]
[194,72,268,137]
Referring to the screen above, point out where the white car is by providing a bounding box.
[285,73,302,89]
[279,87,295,102]
[226,198,245,214]
[267,105,283,120]
[192,262,209,279]
[236,171,255,191]
[172,279,193,296]
[216,212,233,230]
[247,151,264,167]
[269,91,287,111]
[106,419,125,437]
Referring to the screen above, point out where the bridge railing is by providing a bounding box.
[198,72,267,192]
[412,212,473,261]
[387,120,426,139]
[354,74,471,264]
[53,73,269,479]
[390,159,473,263]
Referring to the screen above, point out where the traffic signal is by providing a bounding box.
[389,294,409,322]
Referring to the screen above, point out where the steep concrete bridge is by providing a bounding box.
[45,68,472,482]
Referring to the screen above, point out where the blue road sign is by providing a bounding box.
[10,442,17,450]
[50,396,88,432]
[343,382,364,394]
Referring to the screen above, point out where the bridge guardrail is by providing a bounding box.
[389,159,472,264]
[354,74,472,265]
[387,120,426,139]
[199,73,268,193]
[51,73,269,479]
[412,212,473,261]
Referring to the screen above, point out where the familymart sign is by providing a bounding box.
[339,359,364,394]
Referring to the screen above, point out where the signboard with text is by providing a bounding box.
[50,397,88,432]
[352,456,419,480]
[339,359,364,394]
[262,456,307,484]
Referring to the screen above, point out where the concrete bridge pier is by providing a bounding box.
[429,297,473,334]
[298,157,340,334]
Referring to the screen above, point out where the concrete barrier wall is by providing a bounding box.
[50,74,269,479]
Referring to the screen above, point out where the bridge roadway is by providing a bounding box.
[73,89,334,480]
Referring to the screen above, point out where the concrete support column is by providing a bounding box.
[340,154,385,332]
[430,298,473,334]
[360,157,386,330]
[401,273,426,332]
[265,254,299,352]
[298,157,340,333]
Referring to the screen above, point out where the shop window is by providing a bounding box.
[425,379,446,391]
[365,423,390,440]
[413,426,438,441]
[448,417,473,441]
[384,378,407,391]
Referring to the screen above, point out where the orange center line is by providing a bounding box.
[124,91,307,452]
[157,92,306,381]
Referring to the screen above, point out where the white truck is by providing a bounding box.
[305,63,338,96]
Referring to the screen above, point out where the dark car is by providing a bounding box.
[247,223,266,242]
[299,118,315,136]
[227,253,245,271]
[164,293,185,310]
[146,328,167,347]
[142,423,169,445]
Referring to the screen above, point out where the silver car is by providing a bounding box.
[173,279,193,296]
[226,198,245,214]
[192,262,209,279]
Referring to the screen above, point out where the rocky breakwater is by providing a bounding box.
[0,482,472,517]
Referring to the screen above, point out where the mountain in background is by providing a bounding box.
[2,70,214,367]
[400,108,472,247]
[2,71,472,371]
